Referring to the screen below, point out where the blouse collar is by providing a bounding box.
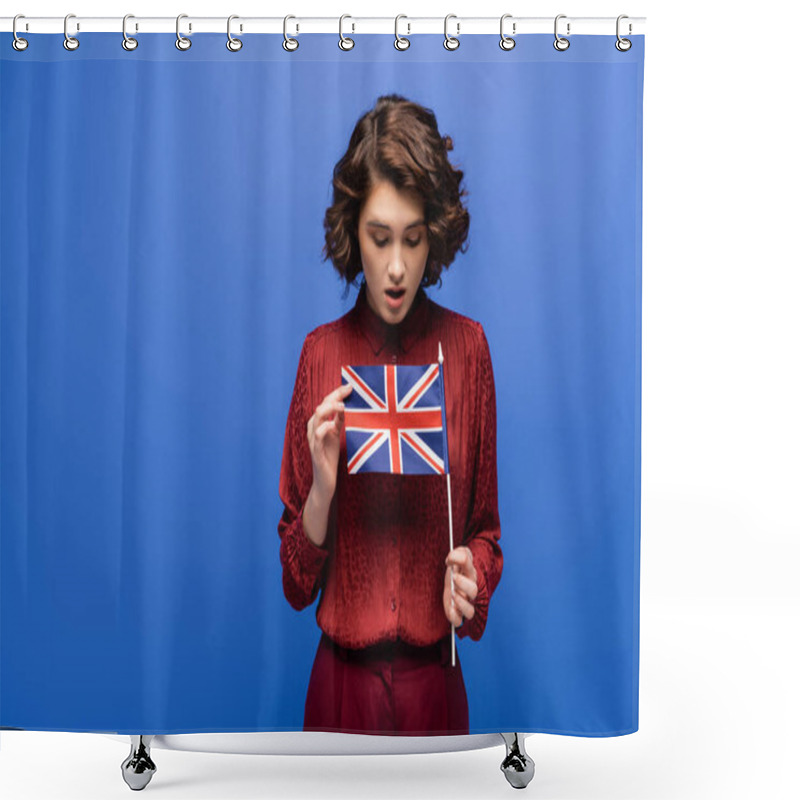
[354,281,431,355]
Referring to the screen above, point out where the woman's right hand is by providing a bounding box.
[307,382,354,502]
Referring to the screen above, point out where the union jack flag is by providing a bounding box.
[341,362,450,475]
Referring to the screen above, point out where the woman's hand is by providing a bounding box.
[443,547,478,628]
[307,382,353,503]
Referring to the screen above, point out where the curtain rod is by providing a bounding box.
[1,16,646,36]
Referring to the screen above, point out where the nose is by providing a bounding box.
[387,243,406,282]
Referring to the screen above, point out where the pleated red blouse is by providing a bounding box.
[278,282,502,649]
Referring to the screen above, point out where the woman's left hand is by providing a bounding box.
[443,547,478,628]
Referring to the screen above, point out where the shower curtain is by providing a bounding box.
[0,29,644,737]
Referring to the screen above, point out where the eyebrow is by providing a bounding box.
[366,219,426,231]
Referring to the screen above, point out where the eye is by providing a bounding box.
[374,239,389,248]
[407,238,422,247]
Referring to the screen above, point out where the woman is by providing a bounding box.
[278,94,502,736]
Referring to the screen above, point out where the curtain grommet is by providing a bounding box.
[499,14,516,51]
[444,13,460,51]
[615,15,632,51]
[394,15,410,51]
[227,15,243,52]
[12,14,29,51]
[283,15,299,51]
[339,15,355,50]
[122,15,138,51]
[63,13,79,51]
[175,14,191,51]
[553,14,570,51]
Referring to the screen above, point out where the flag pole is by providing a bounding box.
[439,341,456,668]
[447,472,455,668]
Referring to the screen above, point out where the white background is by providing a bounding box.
[1,1,798,798]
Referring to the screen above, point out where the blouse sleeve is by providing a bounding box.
[278,335,330,611]
[457,324,503,641]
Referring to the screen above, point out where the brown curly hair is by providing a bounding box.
[322,94,470,293]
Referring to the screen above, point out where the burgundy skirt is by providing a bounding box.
[303,631,469,736]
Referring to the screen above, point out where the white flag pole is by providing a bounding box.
[447,472,456,668]
[439,341,456,668]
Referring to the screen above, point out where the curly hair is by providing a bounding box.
[322,94,470,293]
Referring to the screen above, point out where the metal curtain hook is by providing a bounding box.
[176,13,191,50]
[12,14,29,51]
[499,14,515,51]
[394,15,410,51]
[444,13,460,51]
[122,14,138,51]
[616,14,632,51]
[63,13,79,51]
[553,14,570,51]
[227,15,243,51]
[339,14,354,50]
[283,15,299,51]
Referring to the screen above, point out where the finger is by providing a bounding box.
[312,420,328,444]
[314,419,337,441]
[447,594,463,626]
[446,548,476,579]
[455,575,478,602]
[448,564,459,591]
[314,396,347,429]
[452,571,477,601]
[451,590,474,621]
[330,383,354,402]
[445,546,469,564]
[319,395,347,419]
[444,575,459,625]
[445,549,469,572]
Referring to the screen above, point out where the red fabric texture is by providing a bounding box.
[303,632,469,735]
[278,282,503,649]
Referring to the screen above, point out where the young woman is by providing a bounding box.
[278,94,502,736]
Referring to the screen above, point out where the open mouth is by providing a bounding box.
[386,289,405,299]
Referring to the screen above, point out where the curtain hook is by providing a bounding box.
[12,14,29,51]
[283,15,299,51]
[176,13,191,50]
[339,15,354,50]
[499,14,515,51]
[227,15,243,51]
[443,13,460,51]
[122,15,138,51]
[553,14,570,51]
[616,15,632,51]
[394,15,410,51]
[63,13,79,51]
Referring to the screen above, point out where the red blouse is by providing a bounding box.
[278,282,502,649]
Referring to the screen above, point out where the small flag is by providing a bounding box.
[341,362,450,475]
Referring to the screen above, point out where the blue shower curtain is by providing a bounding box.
[0,32,644,736]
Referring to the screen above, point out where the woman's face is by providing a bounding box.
[357,180,430,325]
